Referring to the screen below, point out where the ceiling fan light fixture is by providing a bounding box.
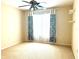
[19,0,46,11]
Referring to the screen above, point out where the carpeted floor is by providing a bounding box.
[2,43,74,59]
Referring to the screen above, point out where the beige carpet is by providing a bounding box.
[2,43,74,59]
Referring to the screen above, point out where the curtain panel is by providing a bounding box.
[49,14,56,42]
[28,16,33,41]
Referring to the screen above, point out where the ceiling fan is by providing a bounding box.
[19,0,46,10]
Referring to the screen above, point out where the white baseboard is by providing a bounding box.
[55,43,71,47]
[24,40,71,46]
[1,42,22,50]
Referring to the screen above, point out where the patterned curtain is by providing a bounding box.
[28,16,33,41]
[49,14,56,42]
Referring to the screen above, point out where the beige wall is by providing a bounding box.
[56,6,73,46]
[19,10,29,42]
[2,3,25,49]
[72,0,79,58]
[21,11,29,41]
[21,10,27,42]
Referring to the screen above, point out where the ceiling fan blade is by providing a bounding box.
[37,5,43,8]
[19,5,30,7]
[22,0,29,3]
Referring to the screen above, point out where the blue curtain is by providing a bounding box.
[49,14,56,42]
[28,16,33,40]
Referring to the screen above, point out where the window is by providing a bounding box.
[33,13,50,42]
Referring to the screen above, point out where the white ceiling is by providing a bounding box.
[3,0,73,10]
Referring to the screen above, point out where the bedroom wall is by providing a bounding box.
[21,11,29,41]
[56,6,73,46]
[72,0,79,58]
[2,3,25,49]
